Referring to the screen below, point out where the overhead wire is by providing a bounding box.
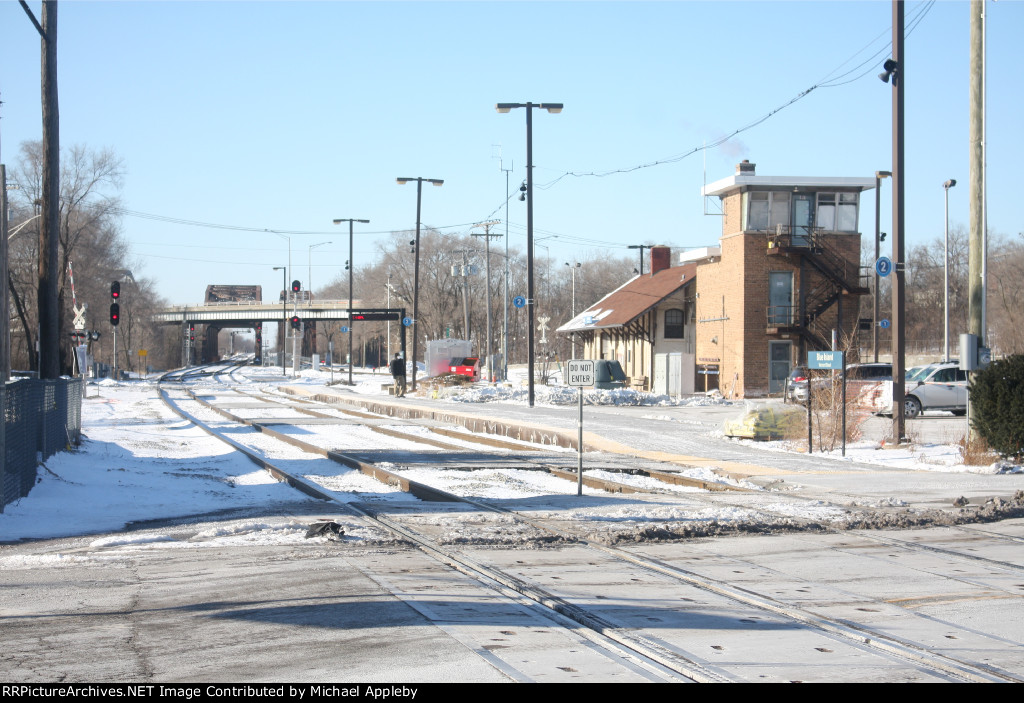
[106,3,934,251]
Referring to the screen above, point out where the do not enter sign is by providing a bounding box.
[567,359,595,387]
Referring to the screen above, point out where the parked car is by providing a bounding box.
[787,362,892,407]
[784,366,809,403]
[845,362,892,382]
[870,362,968,418]
[903,362,968,418]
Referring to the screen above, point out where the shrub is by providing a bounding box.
[969,354,1024,460]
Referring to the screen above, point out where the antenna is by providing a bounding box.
[702,141,723,217]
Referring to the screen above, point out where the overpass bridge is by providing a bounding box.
[153,300,408,365]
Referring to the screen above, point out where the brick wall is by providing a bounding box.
[696,192,864,398]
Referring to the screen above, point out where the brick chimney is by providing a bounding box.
[650,245,671,275]
[736,160,756,176]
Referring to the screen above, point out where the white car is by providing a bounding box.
[873,362,968,418]
[904,362,968,418]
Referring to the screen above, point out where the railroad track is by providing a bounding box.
[154,375,1024,683]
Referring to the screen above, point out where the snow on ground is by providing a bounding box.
[1,363,1019,549]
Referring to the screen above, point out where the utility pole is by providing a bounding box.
[628,244,650,275]
[452,250,474,340]
[889,0,907,444]
[21,1,60,378]
[499,159,513,382]
[471,220,501,381]
[1,164,10,381]
[968,0,986,431]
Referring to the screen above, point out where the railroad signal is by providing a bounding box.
[188,322,195,342]
[291,280,301,293]
[345,260,350,271]
[291,315,301,330]
[110,303,120,326]
[409,239,416,254]
[111,281,120,299]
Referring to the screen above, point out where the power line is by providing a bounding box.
[531,1,935,190]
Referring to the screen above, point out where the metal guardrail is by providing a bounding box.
[1,377,83,512]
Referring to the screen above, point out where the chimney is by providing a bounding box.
[736,160,756,176]
[650,245,671,275]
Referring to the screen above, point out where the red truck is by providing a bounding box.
[449,357,481,381]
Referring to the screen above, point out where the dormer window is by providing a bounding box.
[816,192,859,232]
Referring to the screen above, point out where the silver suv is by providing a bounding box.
[904,362,967,418]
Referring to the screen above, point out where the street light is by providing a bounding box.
[943,179,957,362]
[308,241,331,299]
[269,231,294,374]
[496,101,563,407]
[397,177,443,392]
[272,266,286,375]
[873,170,892,362]
[333,218,369,385]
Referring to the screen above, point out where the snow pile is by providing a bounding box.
[444,383,729,407]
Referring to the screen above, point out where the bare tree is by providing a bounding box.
[6,141,170,374]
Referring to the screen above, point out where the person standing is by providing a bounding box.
[389,353,407,397]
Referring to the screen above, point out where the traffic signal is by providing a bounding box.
[291,280,301,293]
[290,316,301,330]
[110,303,120,326]
[111,281,120,299]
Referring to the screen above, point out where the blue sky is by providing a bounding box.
[2,0,1020,306]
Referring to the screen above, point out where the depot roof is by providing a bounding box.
[558,263,696,334]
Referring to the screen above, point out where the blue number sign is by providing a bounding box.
[875,256,893,277]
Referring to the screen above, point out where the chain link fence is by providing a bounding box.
[1,378,83,512]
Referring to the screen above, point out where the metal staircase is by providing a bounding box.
[766,226,868,350]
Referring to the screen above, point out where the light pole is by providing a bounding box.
[943,179,957,362]
[565,262,581,358]
[270,232,292,372]
[497,102,562,407]
[273,266,286,375]
[308,241,331,299]
[873,170,891,362]
[333,219,369,385]
[397,177,443,392]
